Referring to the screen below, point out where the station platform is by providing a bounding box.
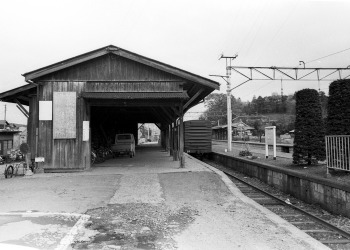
[0,143,329,249]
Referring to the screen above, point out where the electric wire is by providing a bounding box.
[243,1,272,64]
[305,47,350,64]
[238,46,350,99]
[253,1,300,65]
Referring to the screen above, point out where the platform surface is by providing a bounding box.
[0,143,329,249]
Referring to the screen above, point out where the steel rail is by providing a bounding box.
[220,168,350,241]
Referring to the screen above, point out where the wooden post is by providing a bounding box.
[173,123,178,161]
[179,103,184,168]
[169,124,173,156]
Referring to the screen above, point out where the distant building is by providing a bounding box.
[212,120,254,140]
[0,120,27,155]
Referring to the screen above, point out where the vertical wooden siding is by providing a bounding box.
[38,54,183,82]
[34,54,189,170]
[27,95,37,158]
[38,81,90,169]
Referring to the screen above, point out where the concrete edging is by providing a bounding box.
[185,153,330,250]
[213,151,350,193]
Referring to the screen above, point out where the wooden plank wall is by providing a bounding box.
[27,95,37,159]
[38,54,183,82]
[33,54,192,170]
[85,82,181,92]
[38,81,90,169]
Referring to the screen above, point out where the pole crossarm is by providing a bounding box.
[227,66,350,82]
[209,74,229,84]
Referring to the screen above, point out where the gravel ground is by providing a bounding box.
[72,203,197,250]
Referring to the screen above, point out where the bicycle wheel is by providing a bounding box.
[5,165,14,178]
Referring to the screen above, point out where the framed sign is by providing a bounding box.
[35,157,45,163]
[53,92,76,139]
[39,101,52,120]
[265,127,275,145]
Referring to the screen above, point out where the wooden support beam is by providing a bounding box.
[183,89,204,110]
[154,123,162,130]
[179,102,185,168]
[16,105,29,118]
[151,108,170,124]
[171,106,180,117]
[169,124,173,156]
[160,107,174,121]
[15,99,29,116]
[17,96,30,102]
[138,123,145,129]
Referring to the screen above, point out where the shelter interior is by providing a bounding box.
[0,45,219,171]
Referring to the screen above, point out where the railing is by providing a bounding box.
[325,135,350,173]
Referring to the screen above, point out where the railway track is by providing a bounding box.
[204,159,350,250]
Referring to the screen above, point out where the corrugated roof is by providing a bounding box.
[81,92,189,99]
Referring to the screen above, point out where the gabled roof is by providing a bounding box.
[23,45,220,90]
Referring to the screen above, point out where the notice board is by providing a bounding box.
[53,92,76,139]
[265,126,276,145]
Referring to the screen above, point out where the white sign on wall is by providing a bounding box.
[83,121,89,141]
[39,101,52,120]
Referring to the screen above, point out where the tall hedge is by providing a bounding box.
[293,89,326,165]
[326,79,350,135]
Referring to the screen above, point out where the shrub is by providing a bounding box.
[326,79,350,135]
[239,150,252,157]
[293,89,326,165]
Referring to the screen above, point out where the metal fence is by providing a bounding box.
[325,135,350,173]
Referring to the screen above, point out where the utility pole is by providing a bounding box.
[4,104,6,122]
[220,54,238,152]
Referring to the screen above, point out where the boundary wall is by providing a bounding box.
[213,140,293,153]
[209,152,350,217]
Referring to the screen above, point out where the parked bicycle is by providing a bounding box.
[4,161,27,178]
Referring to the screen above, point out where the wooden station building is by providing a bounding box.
[0,45,219,171]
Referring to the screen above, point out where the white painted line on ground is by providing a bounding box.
[55,214,90,250]
[0,212,90,250]
[0,212,84,218]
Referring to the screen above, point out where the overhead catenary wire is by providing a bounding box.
[305,47,350,65]
[238,46,350,99]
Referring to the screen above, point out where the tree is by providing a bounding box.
[252,119,264,142]
[293,89,326,165]
[326,80,350,135]
[319,91,328,119]
[255,96,265,114]
[199,93,227,124]
[199,93,243,124]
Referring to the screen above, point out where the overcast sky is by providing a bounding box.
[1,0,350,123]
